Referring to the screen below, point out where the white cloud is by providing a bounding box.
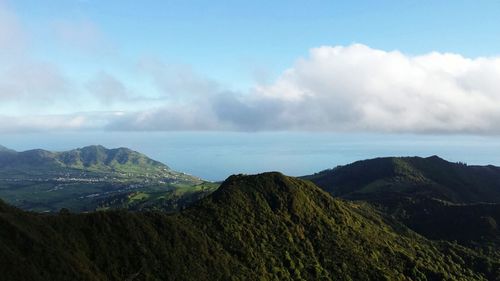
[0,2,71,112]
[0,62,70,103]
[248,44,500,133]
[0,114,89,132]
[0,112,121,133]
[107,103,221,131]
[86,72,130,105]
[0,1,26,53]
[103,45,500,133]
[137,58,220,98]
[2,0,500,134]
[4,43,500,134]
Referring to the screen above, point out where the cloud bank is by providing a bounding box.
[3,40,500,134]
[250,44,500,133]
[106,44,500,134]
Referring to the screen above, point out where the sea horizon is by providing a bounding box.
[3,131,500,181]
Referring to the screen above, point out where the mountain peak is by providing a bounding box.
[79,144,107,151]
[202,172,333,216]
[214,172,296,197]
[424,155,446,162]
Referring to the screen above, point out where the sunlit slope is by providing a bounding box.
[0,145,209,212]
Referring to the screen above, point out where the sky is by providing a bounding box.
[2,0,500,133]
[2,1,500,178]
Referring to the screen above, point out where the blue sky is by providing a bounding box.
[4,0,500,177]
[2,0,500,133]
[11,0,500,86]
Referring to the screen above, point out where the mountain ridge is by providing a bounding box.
[304,156,500,255]
[304,155,500,203]
[1,172,499,280]
[0,145,174,176]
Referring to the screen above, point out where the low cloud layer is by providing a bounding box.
[0,112,125,133]
[3,40,500,134]
[106,44,500,134]
[250,44,500,133]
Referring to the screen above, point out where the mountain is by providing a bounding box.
[0,145,215,212]
[1,172,498,280]
[303,156,500,203]
[0,145,179,177]
[304,156,500,253]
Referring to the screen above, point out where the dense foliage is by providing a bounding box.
[1,172,499,280]
[304,156,500,203]
[304,156,500,256]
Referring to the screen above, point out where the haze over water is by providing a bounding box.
[3,132,500,181]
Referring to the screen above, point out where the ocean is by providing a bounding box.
[2,131,500,181]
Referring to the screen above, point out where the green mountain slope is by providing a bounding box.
[304,156,500,203]
[0,173,499,280]
[0,145,186,178]
[303,156,500,254]
[0,145,212,212]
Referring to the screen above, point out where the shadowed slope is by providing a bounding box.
[304,156,500,203]
[304,156,500,254]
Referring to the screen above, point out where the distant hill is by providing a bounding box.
[0,145,181,178]
[0,145,213,212]
[304,156,500,203]
[0,172,498,280]
[304,156,500,253]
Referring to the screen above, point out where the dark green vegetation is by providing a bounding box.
[304,156,500,203]
[0,145,216,212]
[304,156,500,257]
[2,150,500,280]
[1,172,499,280]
